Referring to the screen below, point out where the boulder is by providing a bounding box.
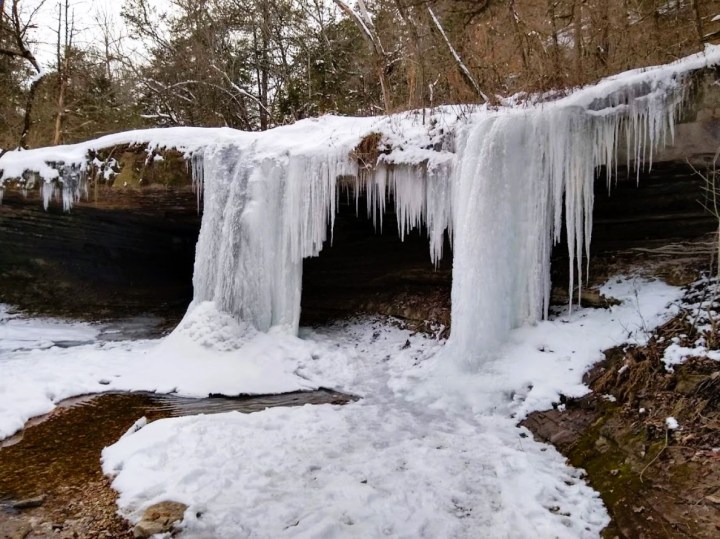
[0,519,31,539]
[133,501,188,539]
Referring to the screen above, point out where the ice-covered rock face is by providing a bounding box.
[190,137,454,335]
[190,50,706,367]
[2,46,720,368]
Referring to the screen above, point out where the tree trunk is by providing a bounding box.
[691,0,704,44]
[378,65,391,113]
[573,0,583,81]
[394,1,424,110]
[596,0,610,69]
[53,76,66,145]
[260,40,269,130]
[19,76,43,149]
[332,0,392,113]
[509,1,528,71]
[547,0,561,78]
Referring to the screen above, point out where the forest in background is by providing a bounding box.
[0,0,718,151]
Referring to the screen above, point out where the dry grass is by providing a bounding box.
[350,132,386,171]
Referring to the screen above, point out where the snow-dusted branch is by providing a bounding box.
[211,64,272,118]
[427,5,488,103]
[332,0,385,57]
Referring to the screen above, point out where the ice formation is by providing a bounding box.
[2,46,720,368]
[189,48,711,366]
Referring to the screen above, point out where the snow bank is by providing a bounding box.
[403,277,683,419]
[2,277,680,536]
[0,304,98,353]
[0,303,326,440]
[103,405,607,539]
[101,319,609,539]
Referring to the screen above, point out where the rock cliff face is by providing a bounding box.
[0,149,199,320]
[300,194,453,332]
[590,69,720,252]
[0,187,199,320]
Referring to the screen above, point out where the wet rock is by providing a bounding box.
[12,495,46,509]
[551,287,621,308]
[133,501,188,538]
[549,429,576,446]
[0,185,199,320]
[0,519,32,539]
[26,521,54,538]
[594,435,610,453]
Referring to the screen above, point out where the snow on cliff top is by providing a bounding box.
[2,44,720,185]
[0,111,459,184]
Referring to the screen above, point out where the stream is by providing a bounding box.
[0,389,354,507]
[0,309,355,537]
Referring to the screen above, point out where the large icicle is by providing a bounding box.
[191,142,358,333]
[445,56,689,367]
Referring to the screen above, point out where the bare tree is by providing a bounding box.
[332,0,392,113]
[0,0,48,148]
[572,0,583,81]
[691,0,705,44]
[53,0,77,145]
[691,150,720,278]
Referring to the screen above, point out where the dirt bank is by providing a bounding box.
[524,277,720,538]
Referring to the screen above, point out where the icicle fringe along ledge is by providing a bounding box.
[2,46,720,368]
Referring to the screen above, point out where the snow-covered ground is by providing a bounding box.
[1,276,682,537]
[0,304,98,353]
[0,302,328,440]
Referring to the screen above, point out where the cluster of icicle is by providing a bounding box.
[190,142,453,335]
[447,78,687,365]
[189,67,690,367]
[0,163,88,211]
[40,164,88,211]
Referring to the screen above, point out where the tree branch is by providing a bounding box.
[427,5,488,103]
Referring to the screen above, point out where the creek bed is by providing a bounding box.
[0,389,354,506]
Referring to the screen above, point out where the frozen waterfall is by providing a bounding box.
[188,52,695,367]
[1,47,718,369]
[446,77,686,365]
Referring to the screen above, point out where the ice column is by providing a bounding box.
[191,143,357,333]
[445,72,687,367]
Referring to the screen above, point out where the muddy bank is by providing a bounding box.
[523,281,720,538]
[0,390,354,538]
